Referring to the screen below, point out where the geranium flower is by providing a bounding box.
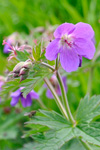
[45,22,95,72]
[44,75,67,99]
[10,87,39,107]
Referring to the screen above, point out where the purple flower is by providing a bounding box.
[10,87,39,107]
[3,39,12,54]
[45,22,95,72]
[44,75,67,99]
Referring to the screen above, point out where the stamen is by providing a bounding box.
[64,39,72,47]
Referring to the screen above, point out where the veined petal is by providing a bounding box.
[73,22,94,39]
[21,94,32,107]
[73,38,95,59]
[10,97,19,106]
[45,39,60,61]
[54,23,75,38]
[60,49,79,72]
[29,90,39,99]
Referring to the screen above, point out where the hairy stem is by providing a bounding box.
[56,71,75,124]
[41,62,55,71]
[80,139,93,150]
[44,77,68,120]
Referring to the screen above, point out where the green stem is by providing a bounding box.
[37,98,47,109]
[56,71,75,124]
[80,139,93,150]
[44,77,68,120]
[41,62,55,71]
[55,55,59,70]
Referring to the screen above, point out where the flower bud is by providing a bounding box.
[13,62,25,73]
[20,74,28,82]
[22,59,32,69]
[19,68,28,76]
[13,73,19,78]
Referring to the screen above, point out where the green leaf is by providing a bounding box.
[18,143,34,150]
[32,129,74,150]
[26,110,71,129]
[0,79,20,97]
[32,43,42,61]
[74,122,100,146]
[25,110,74,149]
[16,50,30,61]
[76,95,100,123]
[25,109,100,149]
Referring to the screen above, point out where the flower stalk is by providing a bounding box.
[41,62,55,71]
[44,77,68,120]
[56,70,75,124]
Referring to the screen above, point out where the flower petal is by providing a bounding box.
[10,97,19,106]
[73,22,94,39]
[73,38,95,59]
[11,88,21,97]
[29,90,39,99]
[45,39,60,61]
[21,94,32,107]
[60,49,79,72]
[54,23,75,38]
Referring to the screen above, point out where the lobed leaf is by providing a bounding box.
[76,95,100,123]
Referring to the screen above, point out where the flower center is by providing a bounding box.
[60,34,73,49]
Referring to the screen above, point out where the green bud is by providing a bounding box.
[19,68,28,76]
[13,62,25,73]
[22,59,32,69]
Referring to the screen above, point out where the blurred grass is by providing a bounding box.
[0,0,100,48]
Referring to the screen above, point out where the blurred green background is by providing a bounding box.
[0,0,100,149]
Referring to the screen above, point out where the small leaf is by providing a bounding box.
[16,50,30,61]
[32,43,41,61]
